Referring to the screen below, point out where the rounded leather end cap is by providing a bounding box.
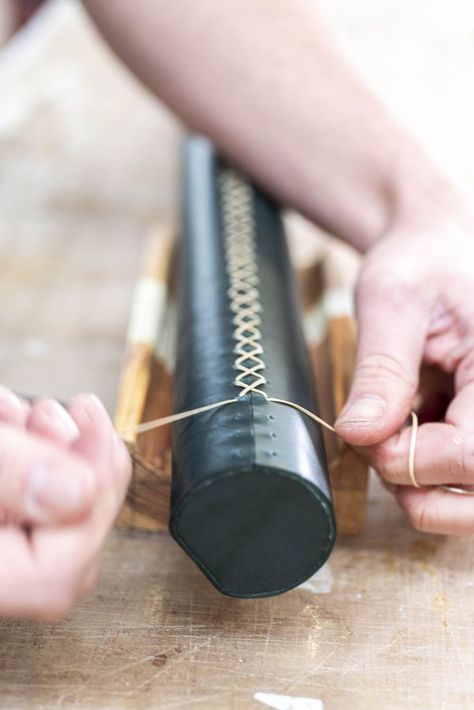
[170,466,335,598]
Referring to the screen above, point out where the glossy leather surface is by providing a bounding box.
[170,136,335,598]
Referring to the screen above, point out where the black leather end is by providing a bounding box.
[170,463,334,598]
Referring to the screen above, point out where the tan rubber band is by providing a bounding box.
[441,485,474,495]
[408,411,474,495]
[408,411,420,488]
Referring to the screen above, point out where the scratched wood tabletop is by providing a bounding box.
[1,1,474,708]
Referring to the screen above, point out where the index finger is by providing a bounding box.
[365,357,474,487]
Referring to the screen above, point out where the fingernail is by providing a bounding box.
[27,462,93,520]
[0,386,21,412]
[82,393,107,419]
[41,401,79,438]
[337,395,386,426]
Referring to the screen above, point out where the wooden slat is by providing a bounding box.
[114,225,174,445]
[327,316,368,535]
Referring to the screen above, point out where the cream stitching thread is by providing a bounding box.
[128,168,337,436]
[219,168,267,398]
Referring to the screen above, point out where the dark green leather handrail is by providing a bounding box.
[170,136,336,598]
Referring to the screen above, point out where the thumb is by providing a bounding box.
[335,270,429,446]
[0,426,96,525]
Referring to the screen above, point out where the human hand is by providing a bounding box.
[0,386,131,619]
[335,197,474,535]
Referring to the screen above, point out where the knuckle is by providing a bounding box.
[355,352,417,392]
[0,430,28,503]
[356,266,419,305]
[456,345,474,389]
[356,263,431,333]
[369,442,396,481]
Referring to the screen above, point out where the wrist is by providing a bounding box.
[335,143,465,254]
[388,152,467,238]
[281,109,458,254]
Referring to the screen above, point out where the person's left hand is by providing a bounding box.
[0,387,131,619]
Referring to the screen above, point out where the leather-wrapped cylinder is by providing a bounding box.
[170,136,335,598]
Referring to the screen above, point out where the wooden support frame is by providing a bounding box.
[115,225,368,535]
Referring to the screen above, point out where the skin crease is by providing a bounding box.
[2,0,474,619]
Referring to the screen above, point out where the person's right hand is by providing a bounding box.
[0,385,131,619]
[335,198,474,536]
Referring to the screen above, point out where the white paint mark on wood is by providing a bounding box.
[154,299,176,370]
[127,278,167,345]
[323,287,354,318]
[303,287,353,346]
[254,692,324,710]
[303,302,327,345]
[297,562,333,594]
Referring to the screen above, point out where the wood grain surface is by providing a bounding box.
[1,1,474,708]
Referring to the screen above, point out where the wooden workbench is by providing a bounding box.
[1,1,474,708]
